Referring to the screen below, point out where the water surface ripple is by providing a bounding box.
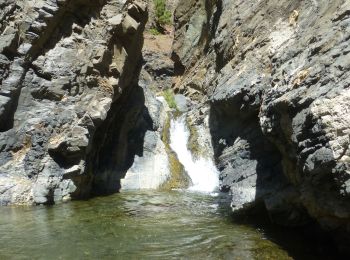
[0,191,328,259]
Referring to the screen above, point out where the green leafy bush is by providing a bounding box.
[154,0,171,26]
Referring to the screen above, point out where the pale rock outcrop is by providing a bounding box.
[121,73,171,190]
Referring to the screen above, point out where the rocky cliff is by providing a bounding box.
[172,0,350,254]
[0,0,151,205]
[1,0,349,255]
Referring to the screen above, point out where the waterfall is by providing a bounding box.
[169,116,219,192]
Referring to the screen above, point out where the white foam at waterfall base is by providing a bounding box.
[169,116,219,192]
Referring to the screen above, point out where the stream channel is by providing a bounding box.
[0,116,335,259]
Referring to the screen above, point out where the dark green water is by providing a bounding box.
[0,191,333,259]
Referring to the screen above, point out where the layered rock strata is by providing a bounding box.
[172,0,350,253]
[0,0,148,205]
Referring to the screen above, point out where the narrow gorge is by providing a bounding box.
[0,0,349,258]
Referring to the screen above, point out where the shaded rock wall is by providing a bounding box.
[172,0,350,253]
[90,69,171,193]
[0,0,148,205]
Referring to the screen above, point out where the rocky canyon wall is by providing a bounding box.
[1,0,350,254]
[172,0,350,253]
[0,0,150,205]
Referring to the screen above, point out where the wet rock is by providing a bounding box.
[120,76,171,190]
[121,130,170,190]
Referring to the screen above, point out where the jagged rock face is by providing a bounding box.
[143,33,174,90]
[120,83,171,191]
[90,68,171,193]
[0,0,148,205]
[173,0,350,253]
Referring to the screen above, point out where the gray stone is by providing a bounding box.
[121,130,170,190]
[0,0,148,205]
[172,0,350,253]
[108,14,123,26]
[174,94,188,112]
[0,33,17,54]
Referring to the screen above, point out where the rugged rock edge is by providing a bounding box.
[172,0,350,254]
[0,0,149,205]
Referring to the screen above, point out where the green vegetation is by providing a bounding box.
[154,0,172,26]
[163,89,177,110]
[149,28,161,35]
[186,117,201,159]
[160,114,191,190]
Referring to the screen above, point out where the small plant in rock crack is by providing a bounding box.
[149,28,161,35]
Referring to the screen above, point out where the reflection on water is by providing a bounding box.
[0,191,332,259]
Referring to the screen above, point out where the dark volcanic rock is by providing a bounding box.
[0,0,148,205]
[172,0,350,254]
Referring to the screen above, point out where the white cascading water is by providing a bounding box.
[169,116,219,192]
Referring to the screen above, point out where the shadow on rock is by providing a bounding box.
[208,86,350,256]
[208,92,308,225]
[87,84,154,196]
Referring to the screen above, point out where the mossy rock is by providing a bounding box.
[186,117,205,160]
[160,113,191,190]
[162,89,178,111]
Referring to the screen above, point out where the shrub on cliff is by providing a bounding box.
[154,0,171,26]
